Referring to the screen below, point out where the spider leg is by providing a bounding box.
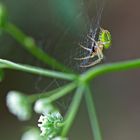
[100,27,103,31]
[79,44,91,52]
[97,47,103,58]
[102,41,110,45]
[87,35,99,48]
[75,50,96,60]
[87,35,96,43]
[74,55,92,60]
[80,48,103,67]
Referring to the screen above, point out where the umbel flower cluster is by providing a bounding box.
[38,112,64,139]
[6,90,67,139]
[21,128,67,140]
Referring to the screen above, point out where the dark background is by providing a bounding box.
[0,0,140,140]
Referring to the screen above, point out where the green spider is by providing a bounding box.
[75,27,112,67]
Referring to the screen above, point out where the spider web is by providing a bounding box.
[63,0,106,73]
[34,0,106,112]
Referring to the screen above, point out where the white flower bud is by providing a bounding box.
[21,128,44,140]
[52,136,68,140]
[34,98,57,114]
[6,91,31,121]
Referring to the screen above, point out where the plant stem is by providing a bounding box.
[29,84,67,102]
[44,82,77,103]
[81,59,140,82]
[3,23,72,73]
[0,59,77,80]
[61,85,85,137]
[85,86,102,140]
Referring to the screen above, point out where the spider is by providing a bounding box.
[75,27,112,67]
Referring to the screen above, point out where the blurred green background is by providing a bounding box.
[0,0,140,140]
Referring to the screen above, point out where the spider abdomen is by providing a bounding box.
[99,28,112,49]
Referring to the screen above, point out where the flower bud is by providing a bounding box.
[21,128,44,140]
[52,136,68,140]
[34,98,57,114]
[6,91,31,121]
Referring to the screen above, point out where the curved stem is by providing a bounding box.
[81,59,140,82]
[29,87,64,103]
[85,86,102,140]
[61,85,85,137]
[29,84,67,103]
[3,23,72,73]
[0,59,77,81]
[42,82,77,104]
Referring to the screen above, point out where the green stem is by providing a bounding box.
[3,23,72,73]
[29,84,67,102]
[61,85,85,137]
[44,82,77,103]
[0,59,77,80]
[56,122,65,128]
[81,59,140,82]
[85,86,102,140]
[29,82,77,104]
